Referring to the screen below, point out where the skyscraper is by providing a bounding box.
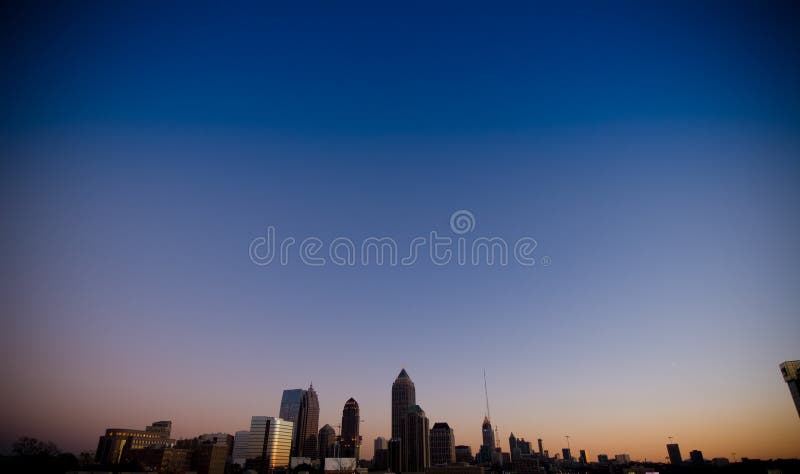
[392,369,416,440]
[293,384,320,459]
[340,398,362,459]
[430,422,456,465]
[404,405,431,472]
[667,443,682,465]
[780,360,800,418]
[690,450,705,466]
[279,388,304,452]
[392,368,416,471]
[248,416,294,471]
[318,424,336,462]
[481,417,495,449]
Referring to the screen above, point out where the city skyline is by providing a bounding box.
[2,0,800,469]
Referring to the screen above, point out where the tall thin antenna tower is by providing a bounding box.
[483,368,491,421]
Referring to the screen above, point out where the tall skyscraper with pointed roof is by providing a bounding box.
[340,398,362,459]
[293,384,320,458]
[392,369,416,440]
[392,369,417,472]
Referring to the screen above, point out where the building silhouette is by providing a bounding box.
[339,398,362,459]
[293,384,320,459]
[403,405,431,472]
[374,437,389,470]
[579,449,588,464]
[481,417,494,448]
[780,360,800,418]
[279,388,304,451]
[455,445,473,464]
[667,443,682,465]
[690,450,705,465]
[318,424,336,463]
[430,422,456,465]
[388,438,402,473]
[392,368,416,471]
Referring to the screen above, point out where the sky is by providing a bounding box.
[1,0,800,463]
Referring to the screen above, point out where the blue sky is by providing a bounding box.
[1,0,799,460]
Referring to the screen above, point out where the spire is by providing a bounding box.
[398,368,409,379]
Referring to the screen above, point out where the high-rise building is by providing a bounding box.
[690,450,705,465]
[318,424,337,462]
[280,388,304,451]
[430,422,456,465]
[614,454,631,465]
[375,437,388,452]
[392,369,416,440]
[248,416,293,471]
[340,398,362,459]
[480,417,494,449]
[537,439,543,457]
[374,437,389,470]
[597,454,609,464]
[388,438,402,473]
[508,433,532,461]
[579,450,588,464]
[561,448,571,462]
[780,360,800,418]
[404,405,431,472]
[455,445,473,464]
[667,443,682,465]
[232,430,250,467]
[392,369,416,471]
[293,384,320,459]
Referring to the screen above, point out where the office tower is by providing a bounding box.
[95,421,174,464]
[388,438,402,473]
[232,430,250,467]
[280,389,304,422]
[280,388,304,451]
[430,422,456,465]
[537,439,543,457]
[579,450,587,464]
[480,417,495,449]
[374,437,390,470]
[404,405,431,472]
[392,369,416,439]
[319,424,337,462]
[690,450,705,465]
[293,384,320,458]
[248,416,293,471]
[455,445,473,463]
[146,421,173,437]
[509,433,532,461]
[392,369,416,471]
[562,448,571,462]
[340,398,362,459]
[375,437,389,452]
[614,454,631,465]
[780,360,800,417]
[597,454,609,464]
[667,443,682,465]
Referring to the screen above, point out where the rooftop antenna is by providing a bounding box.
[483,368,491,422]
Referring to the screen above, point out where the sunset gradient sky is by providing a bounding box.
[2,0,799,463]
